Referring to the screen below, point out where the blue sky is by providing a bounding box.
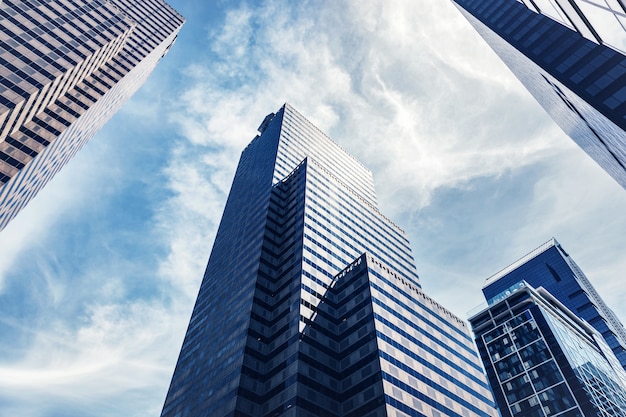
[1,1,625,416]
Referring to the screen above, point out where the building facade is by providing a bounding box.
[160,104,498,417]
[470,283,626,416]
[482,238,626,372]
[0,0,184,231]
[452,0,626,189]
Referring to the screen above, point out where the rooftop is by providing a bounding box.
[483,238,559,288]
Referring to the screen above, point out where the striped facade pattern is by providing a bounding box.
[0,0,184,230]
[453,0,626,189]
[161,104,498,417]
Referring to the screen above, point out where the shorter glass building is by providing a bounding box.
[482,238,626,371]
[470,282,626,416]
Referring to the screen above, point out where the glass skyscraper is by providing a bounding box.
[452,0,626,189]
[470,283,626,416]
[481,238,626,372]
[161,104,498,417]
[0,0,184,231]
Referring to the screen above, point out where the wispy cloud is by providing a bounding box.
[0,1,625,416]
[170,0,563,209]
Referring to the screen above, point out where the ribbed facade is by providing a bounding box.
[452,0,626,189]
[160,104,498,417]
[0,0,184,230]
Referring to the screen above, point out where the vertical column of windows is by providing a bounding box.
[236,142,308,416]
[298,256,387,417]
[546,309,626,414]
[480,307,582,417]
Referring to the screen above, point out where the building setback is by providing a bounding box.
[160,104,499,417]
[0,0,185,231]
[470,283,626,416]
[452,0,626,189]
[482,238,626,372]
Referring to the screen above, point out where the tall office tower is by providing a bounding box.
[452,0,626,189]
[161,104,499,417]
[0,0,184,231]
[469,283,626,417]
[482,238,626,372]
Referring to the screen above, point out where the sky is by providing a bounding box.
[0,1,625,416]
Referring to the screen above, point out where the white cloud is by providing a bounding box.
[2,0,626,416]
[0,300,178,416]
[171,0,559,212]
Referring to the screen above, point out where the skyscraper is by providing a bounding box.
[452,0,626,189]
[470,283,626,417]
[0,0,184,231]
[481,238,626,372]
[161,104,498,417]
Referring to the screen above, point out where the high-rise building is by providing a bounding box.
[469,282,626,417]
[481,238,626,372]
[161,104,498,417]
[0,0,184,231]
[452,0,626,189]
